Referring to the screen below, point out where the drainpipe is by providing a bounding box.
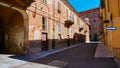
[52,0,55,49]
[108,0,114,55]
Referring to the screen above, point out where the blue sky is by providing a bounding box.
[68,0,100,12]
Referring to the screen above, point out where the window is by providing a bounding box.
[93,13,97,16]
[82,15,85,19]
[67,28,69,35]
[66,9,68,20]
[93,19,96,23]
[42,0,47,4]
[72,14,74,22]
[77,18,80,25]
[58,2,61,13]
[70,13,74,22]
[87,13,91,17]
[58,23,62,34]
[42,17,47,31]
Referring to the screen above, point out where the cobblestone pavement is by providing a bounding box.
[32,43,119,68]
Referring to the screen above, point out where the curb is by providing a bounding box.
[27,43,84,61]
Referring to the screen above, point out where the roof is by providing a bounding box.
[78,7,100,13]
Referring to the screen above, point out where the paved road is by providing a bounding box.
[32,43,119,68]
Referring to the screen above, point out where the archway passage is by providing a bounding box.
[0,5,25,54]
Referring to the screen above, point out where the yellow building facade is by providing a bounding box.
[100,0,120,59]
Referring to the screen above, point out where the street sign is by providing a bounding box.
[106,26,117,30]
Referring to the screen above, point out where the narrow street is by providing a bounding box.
[30,43,119,68]
[0,43,119,68]
[0,0,120,68]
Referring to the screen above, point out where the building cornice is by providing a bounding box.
[78,7,100,13]
[60,0,80,18]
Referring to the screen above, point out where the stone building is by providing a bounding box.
[0,0,88,55]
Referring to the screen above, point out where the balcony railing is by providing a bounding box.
[103,20,109,23]
[64,20,74,28]
[79,27,83,32]
[58,9,61,14]
[84,30,87,33]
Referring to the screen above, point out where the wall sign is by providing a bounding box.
[106,26,117,30]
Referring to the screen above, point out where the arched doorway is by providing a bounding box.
[0,4,28,55]
[8,12,24,54]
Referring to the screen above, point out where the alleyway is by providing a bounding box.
[31,43,119,68]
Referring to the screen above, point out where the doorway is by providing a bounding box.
[41,33,48,51]
[0,5,28,55]
[94,33,98,41]
[67,35,70,46]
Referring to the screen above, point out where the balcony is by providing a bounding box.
[84,30,87,33]
[103,20,109,23]
[79,27,83,32]
[58,9,61,14]
[64,20,74,28]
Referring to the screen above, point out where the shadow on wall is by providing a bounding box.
[28,33,86,55]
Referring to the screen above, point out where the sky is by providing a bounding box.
[68,0,100,12]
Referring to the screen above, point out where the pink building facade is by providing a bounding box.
[27,0,87,54]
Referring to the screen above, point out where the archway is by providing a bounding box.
[0,3,28,55]
[8,12,24,54]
